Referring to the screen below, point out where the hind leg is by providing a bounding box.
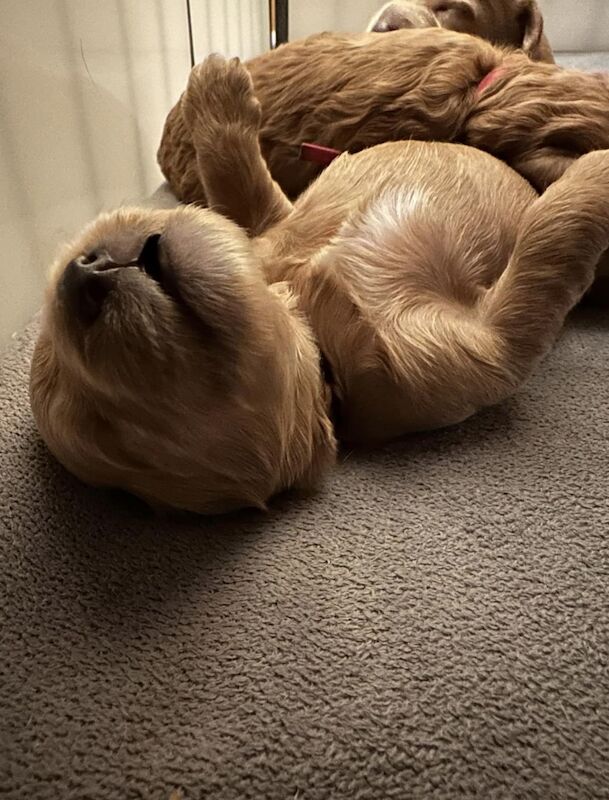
[480,150,609,384]
[331,151,609,437]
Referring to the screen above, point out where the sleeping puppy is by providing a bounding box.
[158,28,608,207]
[31,56,609,514]
[367,0,554,62]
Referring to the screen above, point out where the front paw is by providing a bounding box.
[183,54,262,140]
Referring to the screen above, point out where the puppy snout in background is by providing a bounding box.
[367,0,553,62]
[368,1,439,30]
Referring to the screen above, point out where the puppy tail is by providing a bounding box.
[480,150,609,384]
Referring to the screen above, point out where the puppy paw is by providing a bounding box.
[183,54,261,141]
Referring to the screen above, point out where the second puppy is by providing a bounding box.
[158,28,607,207]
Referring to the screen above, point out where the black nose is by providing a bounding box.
[373,16,414,31]
[59,251,120,325]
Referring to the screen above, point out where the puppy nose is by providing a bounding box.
[373,13,415,32]
[60,251,120,325]
[74,251,118,272]
[372,3,439,31]
[373,20,401,31]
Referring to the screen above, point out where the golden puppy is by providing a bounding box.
[158,28,608,208]
[367,0,554,62]
[31,57,609,514]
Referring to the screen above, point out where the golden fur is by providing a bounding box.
[367,0,554,62]
[31,57,609,514]
[157,28,608,206]
[31,205,334,514]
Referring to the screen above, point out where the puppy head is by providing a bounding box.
[367,0,553,62]
[30,205,336,514]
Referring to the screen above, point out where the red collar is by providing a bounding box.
[476,66,507,95]
[300,68,507,168]
[299,142,342,166]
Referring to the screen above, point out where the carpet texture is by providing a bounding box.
[3,51,609,800]
[2,311,609,800]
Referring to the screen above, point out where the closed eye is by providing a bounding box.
[433,0,475,18]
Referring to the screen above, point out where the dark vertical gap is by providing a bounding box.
[185,0,195,66]
[276,0,288,45]
[268,0,276,49]
[268,0,288,48]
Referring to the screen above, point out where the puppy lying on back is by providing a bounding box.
[31,56,609,514]
[367,0,554,62]
[158,28,608,208]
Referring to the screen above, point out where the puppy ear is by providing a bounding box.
[518,0,543,61]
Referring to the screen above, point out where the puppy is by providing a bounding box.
[158,28,609,207]
[367,0,554,62]
[31,57,609,514]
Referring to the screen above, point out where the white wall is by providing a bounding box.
[540,0,609,51]
[290,0,376,39]
[191,0,269,61]
[0,0,268,350]
[0,0,191,348]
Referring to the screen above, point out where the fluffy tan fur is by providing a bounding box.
[157,28,609,207]
[367,0,554,62]
[31,205,335,514]
[31,57,609,514]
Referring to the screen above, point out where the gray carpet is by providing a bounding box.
[3,51,609,800]
[2,311,609,799]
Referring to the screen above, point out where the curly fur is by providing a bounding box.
[466,59,609,188]
[158,28,609,209]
